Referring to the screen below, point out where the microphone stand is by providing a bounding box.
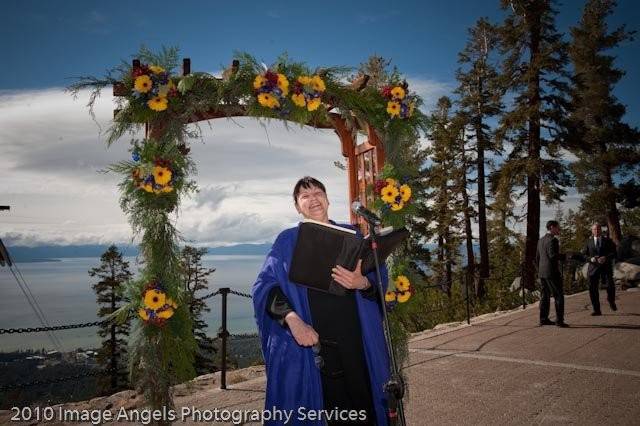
[366,219,407,426]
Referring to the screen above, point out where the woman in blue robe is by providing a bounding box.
[252,177,390,425]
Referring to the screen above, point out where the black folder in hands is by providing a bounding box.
[288,219,409,295]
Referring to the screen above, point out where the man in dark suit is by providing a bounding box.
[536,220,568,327]
[581,223,617,315]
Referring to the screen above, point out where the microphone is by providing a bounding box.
[351,201,381,225]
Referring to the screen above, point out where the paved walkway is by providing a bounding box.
[2,289,638,425]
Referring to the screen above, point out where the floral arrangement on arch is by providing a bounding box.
[381,82,417,119]
[385,275,413,310]
[131,64,179,112]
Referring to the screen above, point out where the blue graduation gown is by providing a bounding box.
[252,222,390,425]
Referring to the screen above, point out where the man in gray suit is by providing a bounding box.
[581,223,617,315]
[536,220,568,327]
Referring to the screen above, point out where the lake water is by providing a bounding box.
[0,255,265,352]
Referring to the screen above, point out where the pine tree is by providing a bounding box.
[180,246,216,376]
[496,0,571,290]
[567,0,640,245]
[455,17,504,292]
[89,245,132,394]
[424,97,464,295]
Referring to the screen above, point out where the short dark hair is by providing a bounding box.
[546,220,559,230]
[293,176,326,203]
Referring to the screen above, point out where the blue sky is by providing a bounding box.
[1,0,638,247]
[2,0,638,124]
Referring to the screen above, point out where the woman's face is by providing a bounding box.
[295,185,330,222]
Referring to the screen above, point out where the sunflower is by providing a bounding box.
[134,75,153,93]
[298,75,312,85]
[141,183,154,193]
[391,86,406,100]
[399,184,412,202]
[380,184,400,204]
[291,93,306,107]
[311,75,326,92]
[167,298,178,309]
[385,290,397,302]
[138,308,150,321]
[395,275,411,292]
[147,96,168,111]
[149,65,165,74]
[253,75,267,89]
[390,200,405,211]
[157,307,174,319]
[307,97,321,111]
[160,185,174,193]
[153,166,172,186]
[387,101,401,117]
[258,93,279,108]
[397,290,411,303]
[385,178,398,187]
[144,289,166,310]
[277,74,289,96]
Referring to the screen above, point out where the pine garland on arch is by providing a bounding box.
[69,46,428,418]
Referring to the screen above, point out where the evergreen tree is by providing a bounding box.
[424,97,464,295]
[89,245,132,394]
[180,246,217,376]
[496,0,571,290]
[455,17,504,295]
[567,0,640,245]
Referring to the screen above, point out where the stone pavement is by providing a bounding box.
[2,288,638,425]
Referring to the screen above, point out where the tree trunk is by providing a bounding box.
[523,10,542,292]
[461,185,478,296]
[474,109,489,297]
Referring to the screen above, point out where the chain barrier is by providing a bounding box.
[228,289,252,299]
[0,319,111,335]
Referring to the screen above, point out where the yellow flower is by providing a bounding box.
[258,93,279,108]
[380,184,399,204]
[253,75,267,89]
[134,75,152,93]
[167,298,178,309]
[311,75,326,92]
[138,308,150,321]
[399,184,412,202]
[147,96,168,111]
[298,75,312,85]
[387,101,401,117]
[307,97,321,111]
[391,86,406,100]
[397,290,411,303]
[385,290,397,302]
[149,65,165,74]
[157,307,174,319]
[291,93,306,107]
[395,275,411,292]
[153,166,172,186]
[385,178,398,187]
[144,289,166,310]
[277,74,289,96]
[390,200,405,211]
[160,185,174,193]
[141,183,154,193]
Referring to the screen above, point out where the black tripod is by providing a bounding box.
[366,220,407,426]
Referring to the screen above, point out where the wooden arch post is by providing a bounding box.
[114,58,386,231]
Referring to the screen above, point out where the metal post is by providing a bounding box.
[464,271,471,325]
[218,287,230,390]
[521,263,526,310]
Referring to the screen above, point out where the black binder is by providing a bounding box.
[289,220,409,295]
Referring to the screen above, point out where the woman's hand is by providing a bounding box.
[284,312,319,347]
[331,259,371,290]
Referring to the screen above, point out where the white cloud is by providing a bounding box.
[0,88,351,247]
